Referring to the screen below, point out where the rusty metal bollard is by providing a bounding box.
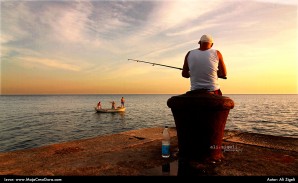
[167,90,234,163]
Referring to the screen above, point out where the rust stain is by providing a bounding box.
[54,147,83,155]
[260,153,296,164]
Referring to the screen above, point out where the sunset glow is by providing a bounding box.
[1,0,297,94]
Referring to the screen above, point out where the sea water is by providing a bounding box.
[0,94,297,152]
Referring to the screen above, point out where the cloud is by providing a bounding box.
[1,2,34,42]
[39,1,103,47]
[254,0,298,5]
[130,1,222,37]
[0,34,15,45]
[19,56,81,71]
[1,0,297,94]
[166,23,219,37]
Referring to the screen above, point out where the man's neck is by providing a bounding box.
[199,47,211,51]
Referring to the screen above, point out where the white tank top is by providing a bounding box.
[187,49,219,91]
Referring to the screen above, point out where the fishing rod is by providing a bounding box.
[128,58,227,79]
[128,59,182,70]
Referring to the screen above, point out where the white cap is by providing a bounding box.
[200,34,213,43]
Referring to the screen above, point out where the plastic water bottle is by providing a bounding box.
[162,126,170,158]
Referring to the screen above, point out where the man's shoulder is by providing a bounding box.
[187,49,199,55]
[189,48,199,52]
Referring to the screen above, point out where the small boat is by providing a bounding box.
[95,106,126,113]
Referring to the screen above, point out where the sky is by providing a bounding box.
[1,0,297,94]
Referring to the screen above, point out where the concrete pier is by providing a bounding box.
[0,127,297,176]
[167,92,234,162]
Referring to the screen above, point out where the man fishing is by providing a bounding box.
[182,34,227,96]
[129,35,227,95]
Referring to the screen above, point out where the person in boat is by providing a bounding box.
[120,97,125,108]
[97,101,102,109]
[182,34,227,96]
[111,101,116,109]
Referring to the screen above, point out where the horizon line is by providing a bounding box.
[1,93,297,96]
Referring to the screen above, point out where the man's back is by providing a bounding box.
[187,49,220,91]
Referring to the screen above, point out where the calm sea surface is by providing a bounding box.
[0,94,297,153]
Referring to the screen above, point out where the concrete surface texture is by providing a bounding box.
[0,127,297,176]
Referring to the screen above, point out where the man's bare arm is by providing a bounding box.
[217,50,227,79]
[182,51,190,78]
